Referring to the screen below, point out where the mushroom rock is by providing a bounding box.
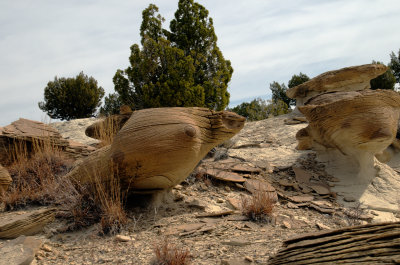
[85,105,133,141]
[286,64,388,111]
[0,164,12,195]
[297,89,400,182]
[67,107,246,193]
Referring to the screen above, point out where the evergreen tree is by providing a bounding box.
[230,98,289,121]
[169,0,233,110]
[389,49,400,84]
[38,72,104,120]
[100,93,123,116]
[288,72,310,89]
[270,73,309,108]
[370,61,395,90]
[113,1,232,111]
[270,82,292,107]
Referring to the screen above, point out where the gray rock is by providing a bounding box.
[0,235,43,265]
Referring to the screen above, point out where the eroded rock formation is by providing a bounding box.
[286,64,387,108]
[296,89,400,180]
[67,107,245,192]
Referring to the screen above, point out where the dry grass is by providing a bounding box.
[3,138,127,235]
[93,118,120,147]
[151,238,191,265]
[59,164,128,234]
[3,139,73,210]
[241,189,275,222]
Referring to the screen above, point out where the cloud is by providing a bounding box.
[0,0,399,125]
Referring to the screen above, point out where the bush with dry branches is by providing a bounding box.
[241,189,275,222]
[151,238,191,265]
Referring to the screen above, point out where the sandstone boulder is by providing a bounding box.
[0,208,56,239]
[297,89,400,181]
[0,235,43,265]
[286,64,387,109]
[66,107,245,192]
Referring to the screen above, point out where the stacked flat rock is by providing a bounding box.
[286,63,388,108]
[67,107,245,192]
[0,208,56,239]
[297,89,400,180]
[0,118,69,164]
[0,164,12,194]
[268,221,400,264]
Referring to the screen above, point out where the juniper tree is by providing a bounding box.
[113,1,232,111]
[38,72,104,120]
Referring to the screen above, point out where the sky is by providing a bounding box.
[1,0,399,126]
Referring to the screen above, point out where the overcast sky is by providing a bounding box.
[1,0,399,126]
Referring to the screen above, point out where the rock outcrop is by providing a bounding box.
[269,221,400,264]
[0,165,12,195]
[297,89,400,181]
[286,64,387,109]
[66,107,245,192]
[0,208,56,239]
[0,235,43,265]
[0,118,97,163]
[0,118,69,164]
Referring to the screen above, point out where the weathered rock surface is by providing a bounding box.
[0,118,97,163]
[228,114,310,169]
[298,89,400,181]
[269,221,400,264]
[0,208,55,239]
[0,164,12,195]
[286,63,387,107]
[51,118,100,147]
[0,118,69,164]
[66,107,245,192]
[0,235,43,265]
[228,113,400,222]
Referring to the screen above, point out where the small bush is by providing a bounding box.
[38,71,105,120]
[241,190,275,222]
[3,139,127,235]
[3,140,73,210]
[151,238,191,265]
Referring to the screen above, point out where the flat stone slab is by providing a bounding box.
[0,207,55,239]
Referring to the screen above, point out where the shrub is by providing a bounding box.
[3,139,127,235]
[38,72,105,120]
[230,98,289,121]
[151,238,191,265]
[3,140,73,210]
[241,189,275,222]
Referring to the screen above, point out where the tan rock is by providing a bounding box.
[0,118,69,164]
[297,89,400,181]
[0,208,56,239]
[286,63,387,107]
[0,235,43,265]
[67,108,245,193]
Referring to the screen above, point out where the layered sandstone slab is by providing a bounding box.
[286,64,388,107]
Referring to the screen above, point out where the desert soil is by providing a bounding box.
[2,114,397,264]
